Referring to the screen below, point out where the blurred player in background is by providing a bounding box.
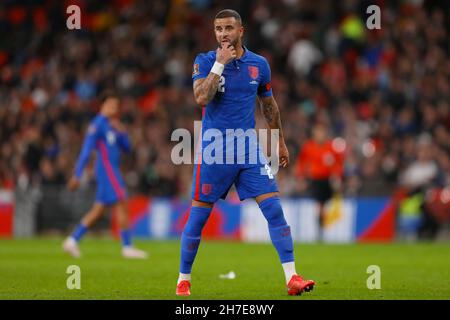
[63,91,147,259]
[295,123,343,241]
[176,9,314,296]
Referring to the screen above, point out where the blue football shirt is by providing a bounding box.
[74,114,130,200]
[192,46,273,163]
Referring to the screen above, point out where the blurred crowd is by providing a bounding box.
[0,0,448,204]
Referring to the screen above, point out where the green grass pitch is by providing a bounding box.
[0,239,449,300]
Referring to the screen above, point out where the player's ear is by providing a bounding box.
[239,26,244,37]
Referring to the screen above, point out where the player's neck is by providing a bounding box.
[100,111,111,119]
[236,45,244,59]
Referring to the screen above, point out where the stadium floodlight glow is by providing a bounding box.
[362,140,376,158]
[332,137,346,153]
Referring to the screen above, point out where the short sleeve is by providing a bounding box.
[257,57,273,98]
[192,54,213,82]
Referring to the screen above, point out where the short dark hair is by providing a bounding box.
[99,89,120,103]
[215,9,242,25]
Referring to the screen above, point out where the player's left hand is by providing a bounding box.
[279,142,289,168]
[67,176,80,191]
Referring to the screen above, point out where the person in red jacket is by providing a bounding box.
[295,123,344,241]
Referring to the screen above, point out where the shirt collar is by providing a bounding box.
[236,46,249,62]
[98,113,109,123]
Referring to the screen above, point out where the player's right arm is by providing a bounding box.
[193,75,220,106]
[68,121,100,191]
[193,41,236,106]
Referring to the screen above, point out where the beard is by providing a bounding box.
[218,38,239,49]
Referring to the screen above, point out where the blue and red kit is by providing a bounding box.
[74,114,130,205]
[191,46,278,203]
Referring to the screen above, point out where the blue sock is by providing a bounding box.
[71,224,88,242]
[258,196,294,263]
[179,206,212,274]
[120,229,132,247]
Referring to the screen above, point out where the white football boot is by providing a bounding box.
[122,247,148,259]
[63,237,81,258]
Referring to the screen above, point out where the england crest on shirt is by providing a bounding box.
[248,66,259,79]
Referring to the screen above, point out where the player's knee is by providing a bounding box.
[258,196,287,227]
[183,206,212,236]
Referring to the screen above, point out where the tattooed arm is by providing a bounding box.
[193,75,221,106]
[193,41,236,106]
[258,96,285,139]
[258,95,290,167]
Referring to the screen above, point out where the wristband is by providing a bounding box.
[211,61,225,76]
